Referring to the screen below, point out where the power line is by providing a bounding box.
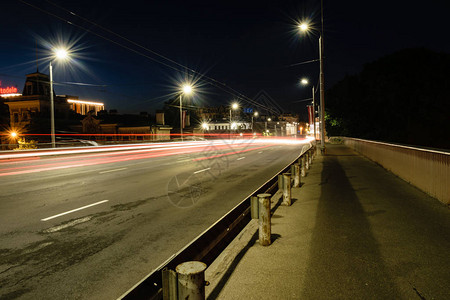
[18,0,279,114]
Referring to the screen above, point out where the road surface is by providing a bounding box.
[0,138,310,299]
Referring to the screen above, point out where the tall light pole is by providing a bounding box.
[252,111,258,134]
[49,48,69,148]
[300,78,316,141]
[319,35,325,151]
[180,84,193,142]
[299,18,326,152]
[229,102,238,138]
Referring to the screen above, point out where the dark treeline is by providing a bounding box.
[326,48,450,150]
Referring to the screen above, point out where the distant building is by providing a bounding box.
[67,98,104,116]
[0,71,104,130]
[73,111,172,142]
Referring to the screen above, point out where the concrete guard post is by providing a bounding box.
[308,149,313,165]
[282,173,292,206]
[291,163,300,187]
[176,261,208,300]
[305,152,310,170]
[300,156,306,177]
[258,193,272,246]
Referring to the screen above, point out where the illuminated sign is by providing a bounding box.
[0,81,18,94]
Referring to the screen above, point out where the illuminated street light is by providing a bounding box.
[265,117,271,133]
[229,102,239,137]
[201,122,209,130]
[54,48,69,60]
[300,77,317,140]
[49,46,70,148]
[252,111,258,134]
[179,84,193,141]
[298,16,326,153]
[299,23,309,32]
[10,131,17,138]
[183,84,192,94]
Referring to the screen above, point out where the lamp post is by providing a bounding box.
[252,111,258,134]
[299,21,326,152]
[49,48,69,148]
[300,78,316,141]
[229,102,238,138]
[180,84,193,142]
[265,117,271,135]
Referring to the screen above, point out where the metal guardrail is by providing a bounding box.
[119,143,314,300]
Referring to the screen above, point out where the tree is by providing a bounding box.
[326,48,450,149]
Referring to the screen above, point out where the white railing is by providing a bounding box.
[344,138,450,205]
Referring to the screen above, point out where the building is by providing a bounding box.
[0,71,105,131]
[68,98,104,116]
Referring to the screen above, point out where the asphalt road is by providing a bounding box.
[0,138,310,299]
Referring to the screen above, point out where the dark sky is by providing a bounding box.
[1,0,449,117]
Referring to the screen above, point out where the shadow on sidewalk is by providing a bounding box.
[207,230,258,300]
[300,154,400,298]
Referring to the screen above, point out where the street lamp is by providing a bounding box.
[300,78,316,141]
[229,102,239,138]
[265,117,271,135]
[252,111,258,134]
[299,21,326,152]
[49,47,69,148]
[180,84,193,141]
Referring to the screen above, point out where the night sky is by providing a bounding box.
[1,0,449,117]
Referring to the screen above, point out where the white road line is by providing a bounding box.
[258,151,263,154]
[41,200,109,221]
[99,168,127,174]
[194,167,211,174]
[237,157,245,160]
[177,159,193,163]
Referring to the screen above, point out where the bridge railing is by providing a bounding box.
[118,143,314,300]
[344,138,449,205]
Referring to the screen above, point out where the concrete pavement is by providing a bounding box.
[205,144,450,299]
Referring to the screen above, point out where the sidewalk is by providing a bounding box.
[205,144,450,299]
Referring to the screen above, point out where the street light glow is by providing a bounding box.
[201,122,209,130]
[299,23,309,32]
[300,78,309,85]
[54,48,69,60]
[232,102,239,110]
[182,84,192,94]
[254,111,258,117]
[10,131,17,138]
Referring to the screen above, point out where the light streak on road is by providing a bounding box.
[0,138,313,177]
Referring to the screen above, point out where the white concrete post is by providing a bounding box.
[258,193,271,246]
[291,163,300,187]
[301,156,306,177]
[176,261,208,300]
[282,173,291,206]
